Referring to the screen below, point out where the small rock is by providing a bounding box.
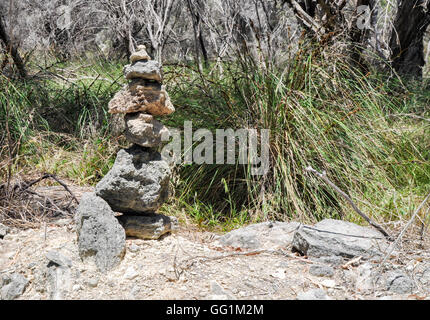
[124,267,139,280]
[118,214,178,240]
[72,284,81,292]
[124,60,162,82]
[129,243,140,253]
[218,221,300,250]
[297,289,330,300]
[320,279,336,288]
[1,273,29,300]
[209,280,235,300]
[45,250,73,268]
[271,268,286,280]
[130,45,151,63]
[108,80,175,115]
[315,256,345,266]
[0,223,9,238]
[124,112,170,147]
[387,273,415,294]
[87,278,99,288]
[309,265,334,277]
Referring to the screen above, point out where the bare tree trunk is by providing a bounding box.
[389,0,430,78]
[186,0,208,70]
[0,15,27,78]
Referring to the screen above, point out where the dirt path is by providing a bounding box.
[1,216,429,300]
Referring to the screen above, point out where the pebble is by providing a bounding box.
[87,277,99,288]
[297,289,330,300]
[129,243,140,253]
[124,267,139,280]
[309,265,334,277]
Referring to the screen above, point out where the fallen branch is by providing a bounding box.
[305,166,393,241]
[380,191,430,266]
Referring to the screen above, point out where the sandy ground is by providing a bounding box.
[1,216,430,300]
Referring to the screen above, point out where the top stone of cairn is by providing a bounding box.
[130,45,151,63]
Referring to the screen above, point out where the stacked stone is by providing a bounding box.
[75,46,177,272]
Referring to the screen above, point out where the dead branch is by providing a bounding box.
[305,166,393,241]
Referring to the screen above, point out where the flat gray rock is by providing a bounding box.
[117,214,178,240]
[75,193,126,272]
[1,273,29,300]
[292,219,390,259]
[95,145,171,214]
[45,250,73,268]
[218,221,300,250]
[124,60,162,82]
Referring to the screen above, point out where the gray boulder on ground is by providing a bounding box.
[1,273,29,300]
[124,112,170,147]
[124,60,163,82]
[292,219,390,259]
[75,193,126,272]
[117,214,178,240]
[218,221,300,250]
[95,145,171,214]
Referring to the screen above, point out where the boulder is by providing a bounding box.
[130,45,151,63]
[108,80,175,116]
[292,219,390,259]
[218,221,300,250]
[124,112,170,147]
[124,60,162,82]
[117,214,178,240]
[1,273,29,300]
[95,145,171,214]
[75,193,126,272]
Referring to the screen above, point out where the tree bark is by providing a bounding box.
[389,0,430,78]
[0,15,27,78]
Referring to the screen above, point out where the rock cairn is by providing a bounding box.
[76,45,178,272]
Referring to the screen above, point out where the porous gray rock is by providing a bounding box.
[95,145,170,214]
[386,272,415,294]
[292,219,390,259]
[124,112,170,147]
[75,193,126,272]
[218,221,300,250]
[309,265,335,277]
[1,273,29,300]
[0,223,8,238]
[117,214,178,240]
[124,60,162,82]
